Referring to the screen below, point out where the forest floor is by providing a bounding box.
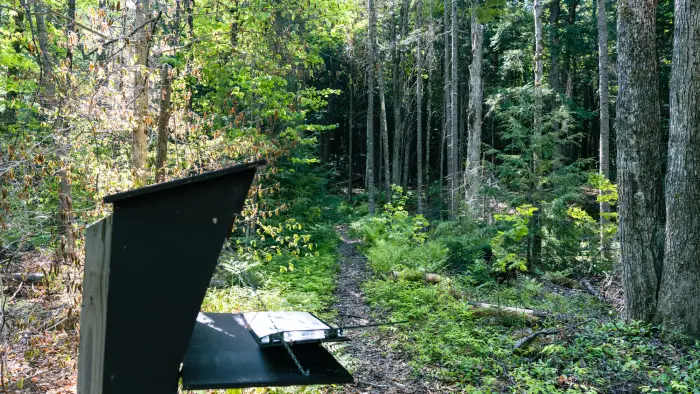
[1,250,78,394]
[331,227,432,394]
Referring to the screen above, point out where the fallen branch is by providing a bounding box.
[580,279,606,302]
[512,319,591,350]
[512,328,561,349]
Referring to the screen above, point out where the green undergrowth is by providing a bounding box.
[351,210,700,393]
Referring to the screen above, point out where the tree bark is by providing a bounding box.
[656,0,700,338]
[448,0,458,217]
[2,10,24,126]
[348,72,354,202]
[443,0,451,215]
[416,0,424,214]
[466,0,484,212]
[34,1,76,266]
[366,0,377,214]
[616,0,665,322]
[378,64,391,201]
[132,0,152,186]
[596,0,611,257]
[549,0,563,162]
[154,64,173,183]
[531,0,544,267]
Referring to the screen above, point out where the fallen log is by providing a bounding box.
[389,270,442,284]
[8,273,45,283]
[449,289,577,321]
[580,279,606,302]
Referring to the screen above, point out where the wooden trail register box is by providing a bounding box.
[77,160,352,394]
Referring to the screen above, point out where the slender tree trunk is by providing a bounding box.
[549,0,563,162]
[656,0,700,338]
[448,0,458,217]
[443,0,451,215]
[131,0,152,186]
[466,0,484,212]
[531,0,544,267]
[426,64,433,203]
[596,0,611,257]
[616,0,664,322]
[378,65,391,201]
[2,10,24,126]
[34,1,76,265]
[155,64,173,183]
[562,0,578,161]
[416,0,424,213]
[348,74,354,202]
[366,0,378,214]
[391,6,402,186]
[402,113,411,188]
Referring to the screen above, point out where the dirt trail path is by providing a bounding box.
[332,227,429,394]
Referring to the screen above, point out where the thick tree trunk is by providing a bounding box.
[132,0,152,186]
[155,64,173,183]
[596,0,611,257]
[656,0,700,338]
[416,0,424,213]
[366,0,377,214]
[616,0,665,322]
[466,1,484,212]
[448,0,458,217]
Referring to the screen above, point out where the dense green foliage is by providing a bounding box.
[352,207,700,393]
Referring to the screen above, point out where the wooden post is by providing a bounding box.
[78,216,112,394]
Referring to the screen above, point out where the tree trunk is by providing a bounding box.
[426,21,434,205]
[2,10,24,126]
[530,0,544,267]
[132,0,152,186]
[391,4,403,186]
[33,1,76,266]
[348,73,354,202]
[549,0,563,162]
[616,0,665,323]
[561,0,578,162]
[155,64,173,183]
[366,0,377,214]
[656,0,700,338]
[596,0,611,257]
[448,0,458,217]
[378,65,391,201]
[416,0,424,213]
[466,0,484,212]
[443,0,451,215]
